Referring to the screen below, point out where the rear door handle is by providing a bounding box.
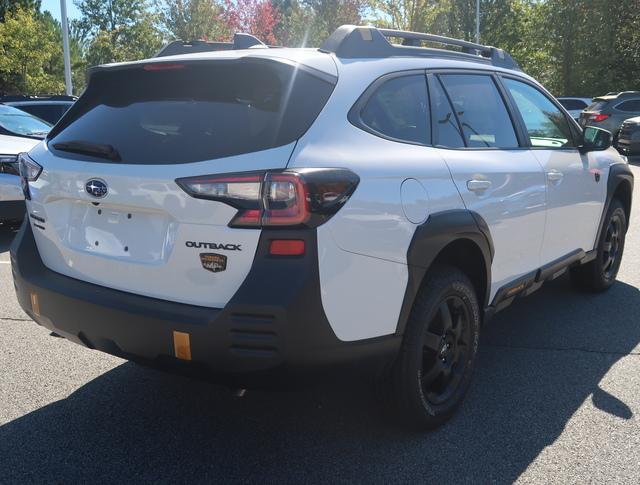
[547,170,564,182]
[467,179,492,192]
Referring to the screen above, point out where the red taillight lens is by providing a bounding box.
[269,239,306,256]
[176,168,359,229]
[263,173,310,226]
[589,114,610,122]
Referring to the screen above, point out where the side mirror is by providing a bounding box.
[580,126,613,153]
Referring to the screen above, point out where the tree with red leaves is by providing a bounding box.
[223,0,280,45]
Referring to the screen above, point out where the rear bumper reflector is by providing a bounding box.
[173,331,192,361]
[269,239,305,256]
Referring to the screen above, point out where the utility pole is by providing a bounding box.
[475,0,480,43]
[60,0,73,95]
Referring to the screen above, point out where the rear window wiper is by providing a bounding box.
[52,140,121,161]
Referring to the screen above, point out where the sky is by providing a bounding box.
[41,0,82,22]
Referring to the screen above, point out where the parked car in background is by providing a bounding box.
[0,104,51,140]
[579,91,640,141]
[557,96,592,120]
[0,133,39,225]
[0,95,77,125]
[617,116,640,156]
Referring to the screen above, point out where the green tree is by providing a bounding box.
[74,0,163,66]
[157,0,226,40]
[272,0,315,46]
[39,11,88,95]
[0,7,64,94]
[0,0,40,21]
[370,0,430,31]
[272,0,363,46]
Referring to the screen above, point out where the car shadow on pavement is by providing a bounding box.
[1,276,639,483]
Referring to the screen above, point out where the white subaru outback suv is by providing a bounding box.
[11,26,633,429]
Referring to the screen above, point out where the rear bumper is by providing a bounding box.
[11,223,400,385]
[0,201,25,223]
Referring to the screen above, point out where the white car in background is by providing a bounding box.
[557,96,592,121]
[0,105,49,224]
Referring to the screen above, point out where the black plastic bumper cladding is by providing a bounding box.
[10,223,400,385]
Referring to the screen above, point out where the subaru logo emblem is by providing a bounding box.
[85,179,108,198]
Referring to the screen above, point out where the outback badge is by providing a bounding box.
[200,253,227,273]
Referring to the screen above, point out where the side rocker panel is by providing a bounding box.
[395,209,494,335]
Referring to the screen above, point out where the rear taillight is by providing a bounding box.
[176,168,359,229]
[18,153,42,200]
[589,114,610,122]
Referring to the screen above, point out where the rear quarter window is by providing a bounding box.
[616,100,640,112]
[49,59,335,164]
[358,74,430,145]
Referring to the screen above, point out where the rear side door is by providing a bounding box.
[429,72,547,300]
[501,77,606,264]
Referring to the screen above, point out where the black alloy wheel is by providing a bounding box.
[387,265,480,430]
[421,296,473,406]
[602,211,623,280]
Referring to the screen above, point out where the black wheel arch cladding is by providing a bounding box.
[396,209,494,336]
[604,163,633,230]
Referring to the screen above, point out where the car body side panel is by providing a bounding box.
[288,60,466,340]
[533,148,611,264]
[316,225,408,341]
[437,148,547,301]
[0,173,22,202]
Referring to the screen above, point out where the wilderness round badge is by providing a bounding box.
[200,253,227,273]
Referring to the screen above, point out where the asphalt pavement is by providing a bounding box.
[1,165,640,484]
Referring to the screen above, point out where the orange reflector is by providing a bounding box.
[30,292,40,317]
[173,331,192,361]
[269,239,305,256]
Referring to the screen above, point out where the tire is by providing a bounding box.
[570,198,627,292]
[386,265,480,430]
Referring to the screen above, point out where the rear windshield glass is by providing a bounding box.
[0,105,51,138]
[587,100,608,111]
[48,59,335,164]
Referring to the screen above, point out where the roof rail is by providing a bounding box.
[320,25,521,70]
[155,33,266,57]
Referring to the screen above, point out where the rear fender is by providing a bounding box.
[395,209,493,335]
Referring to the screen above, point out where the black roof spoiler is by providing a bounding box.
[320,25,521,70]
[155,33,266,57]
